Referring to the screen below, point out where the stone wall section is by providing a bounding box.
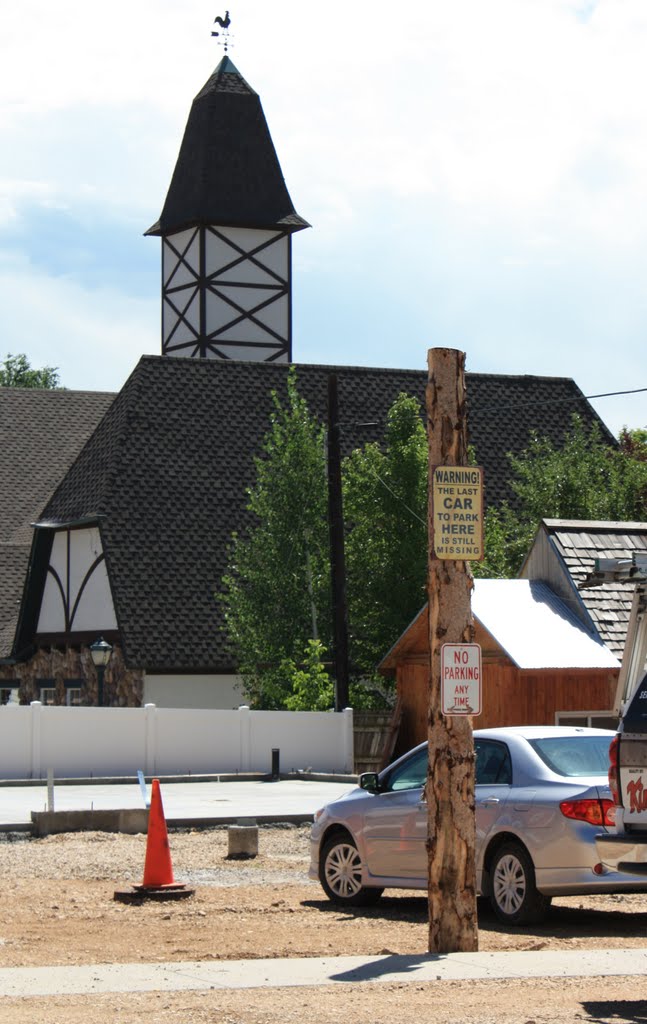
[0,643,143,706]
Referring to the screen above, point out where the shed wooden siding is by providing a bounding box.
[383,610,618,757]
[393,660,617,755]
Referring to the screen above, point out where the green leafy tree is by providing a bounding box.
[222,383,429,708]
[619,426,647,462]
[343,393,428,684]
[221,370,330,709]
[470,506,514,579]
[473,416,647,578]
[0,353,60,389]
[284,640,334,711]
[222,373,646,708]
[281,638,374,710]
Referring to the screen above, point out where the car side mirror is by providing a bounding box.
[359,771,380,793]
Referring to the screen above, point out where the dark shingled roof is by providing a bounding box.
[541,520,647,660]
[33,356,612,673]
[0,544,30,659]
[146,57,309,236]
[0,387,116,659]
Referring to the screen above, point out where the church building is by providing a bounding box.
[0,55,613,710]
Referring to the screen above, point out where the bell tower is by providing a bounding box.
[146,55,308,362]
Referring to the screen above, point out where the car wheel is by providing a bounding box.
[319,834,383,906]
[489,842,551,925]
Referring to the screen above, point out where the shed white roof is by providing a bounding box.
[472,579,620,670]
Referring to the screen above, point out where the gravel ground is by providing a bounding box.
[2,825,647,1023]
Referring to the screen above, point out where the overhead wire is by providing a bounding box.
[476,386,647,415]
[340,386,646,530]
[363,464,427,527]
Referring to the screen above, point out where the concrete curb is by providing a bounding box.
[0,771,358,789]
[0,812,318,836]
[31,808,150,836]
[1,948,646,997]
[16,811,317,835]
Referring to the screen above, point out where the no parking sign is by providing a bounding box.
[441,643,482,716]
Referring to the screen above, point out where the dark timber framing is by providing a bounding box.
[42,532,106,634]
[162,225,293,361]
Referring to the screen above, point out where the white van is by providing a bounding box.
[596,671,647,874]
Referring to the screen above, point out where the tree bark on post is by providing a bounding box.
[426,348,478,954]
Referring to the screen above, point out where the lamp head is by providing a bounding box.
[90,636,113,668]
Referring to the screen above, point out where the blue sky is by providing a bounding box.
[1,0,645,435]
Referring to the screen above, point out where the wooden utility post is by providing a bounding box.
[426,348,478,954]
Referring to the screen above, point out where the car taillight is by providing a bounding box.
[608,735,620,805]
[559,798,616,826]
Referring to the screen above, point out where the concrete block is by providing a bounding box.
[31,808,149,837]
[227,823,258,859]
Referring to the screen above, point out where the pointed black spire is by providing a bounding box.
[146,57,308,236]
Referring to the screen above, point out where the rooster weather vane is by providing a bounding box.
[212,10,232,52]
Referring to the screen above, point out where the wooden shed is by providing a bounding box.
[379,579,620,759]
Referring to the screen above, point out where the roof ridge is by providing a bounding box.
[136,354,590,384]
[543,518,647,531]
[0,387,117,397]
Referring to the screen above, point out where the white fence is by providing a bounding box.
[0,703,354,780]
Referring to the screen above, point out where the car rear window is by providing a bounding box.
[528,735,612,777]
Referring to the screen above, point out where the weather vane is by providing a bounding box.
[212,10,232,52]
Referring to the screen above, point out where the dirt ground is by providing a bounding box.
[2,825,647,1023]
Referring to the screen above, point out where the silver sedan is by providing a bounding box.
[309,725,647,925]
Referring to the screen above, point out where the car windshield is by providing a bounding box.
[528,735,612,777]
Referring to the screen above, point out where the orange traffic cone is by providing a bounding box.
[142,779,175,887]
[114,779,194,903]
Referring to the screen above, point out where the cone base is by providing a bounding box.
[113,884,195,904]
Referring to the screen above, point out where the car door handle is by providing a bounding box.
[481,797,500,806]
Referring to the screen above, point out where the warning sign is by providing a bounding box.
[441,643,482,716]
[432,466,484,561]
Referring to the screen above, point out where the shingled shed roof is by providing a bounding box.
[146,57,309,236]
[539,520,647,660]
[29,357,612,673]
[0,387,116,659]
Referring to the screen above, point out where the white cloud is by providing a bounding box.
[0,254,157,391]
[0,179,57,227]
[0,0,645,436]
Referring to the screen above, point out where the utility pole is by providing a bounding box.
[327,373,350,711]
[426,348,478,954]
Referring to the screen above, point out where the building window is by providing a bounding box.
[65,683,83,706]
[39,687,57,706]
[556,711,618,730]
[0,688,13,705]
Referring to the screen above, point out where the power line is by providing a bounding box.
[365,465,427,526]
[356,384,647,529]
[585,387,647,400]
[477,386,647,415]
[346,388,646,427]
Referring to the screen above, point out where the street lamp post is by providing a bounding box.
[90,637,113,707]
